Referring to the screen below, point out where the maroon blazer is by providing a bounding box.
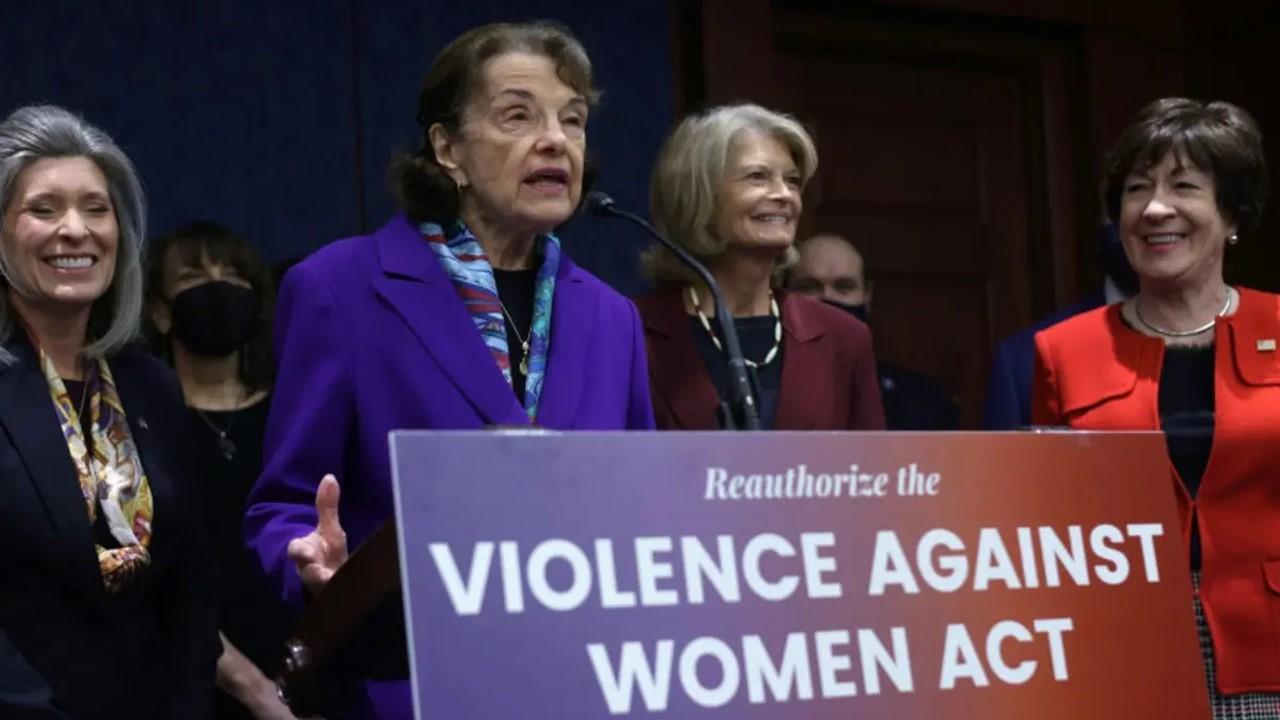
[636,287,886,430]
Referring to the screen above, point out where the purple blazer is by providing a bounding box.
[244,215,653,719]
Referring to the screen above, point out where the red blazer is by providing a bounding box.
[1032,287,1280,693]
[635,288,885,430]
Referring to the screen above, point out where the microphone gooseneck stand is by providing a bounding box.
[586,191,761,430]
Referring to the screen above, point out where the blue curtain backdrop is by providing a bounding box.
[1,2,672,295]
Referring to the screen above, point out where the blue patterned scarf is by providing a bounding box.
[421,221,560,420]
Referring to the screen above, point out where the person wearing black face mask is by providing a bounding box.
[168,280,258,358]
[789,233,959,430]
[145,222,298,720]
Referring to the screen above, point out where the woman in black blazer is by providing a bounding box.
[0,105,218,719]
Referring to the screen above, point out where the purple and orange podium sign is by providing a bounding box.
[388,431,1209,719]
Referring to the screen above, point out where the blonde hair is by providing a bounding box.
[645,103,818,285]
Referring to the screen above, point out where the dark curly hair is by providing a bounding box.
[1103,97,1268,242]
[390,21,599,225]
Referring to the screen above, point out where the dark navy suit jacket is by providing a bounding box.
[0,628,66,719]
[982,295,1104,429]
[0,339,218,720]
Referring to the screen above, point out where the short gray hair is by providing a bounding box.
[0,105,147,364]
[645,103,818,285]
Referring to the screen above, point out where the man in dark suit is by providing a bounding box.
[982,300,1101,429]
[789,233,959,430]
[981,224,1137,429]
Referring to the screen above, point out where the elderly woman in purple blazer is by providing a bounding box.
[244,21,654,719]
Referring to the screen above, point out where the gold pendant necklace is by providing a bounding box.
[498,301,532,376]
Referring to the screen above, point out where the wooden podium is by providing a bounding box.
[276,519,404,716]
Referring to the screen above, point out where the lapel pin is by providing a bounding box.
[1258,339,1277,352]
[139,417,149,429]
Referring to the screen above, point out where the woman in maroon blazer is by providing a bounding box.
[635,104,884,430]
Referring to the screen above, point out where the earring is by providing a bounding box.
[1228,233,1240,245]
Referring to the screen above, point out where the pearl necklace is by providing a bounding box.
[1133,289,1232,338]
[687,285,782,368]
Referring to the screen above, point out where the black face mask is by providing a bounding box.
[169,281,256,357]
[821,298,870,323]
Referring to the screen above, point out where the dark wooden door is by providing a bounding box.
[696,1,1088,426]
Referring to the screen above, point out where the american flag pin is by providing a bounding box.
[1258,339,1277,352]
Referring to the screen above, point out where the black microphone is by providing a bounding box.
[584,191,617,214]
[587,191,762,431]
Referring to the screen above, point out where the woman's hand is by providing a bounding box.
[285,474,348,596]
[246,679,301,720]
[216,632,302,720]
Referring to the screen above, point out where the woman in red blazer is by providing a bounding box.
[1033,98,1279,717]
[635,104,884,430]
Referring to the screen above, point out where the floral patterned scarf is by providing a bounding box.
[38,349,153,593]
[421,221,560,421]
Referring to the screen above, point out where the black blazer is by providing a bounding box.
[0,336,218,720]
[0,627,66,719]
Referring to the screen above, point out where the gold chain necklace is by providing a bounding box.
[687,285,782,368]
[68,358,91,422]
[74,376,91,423]
[498,301,531,376]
